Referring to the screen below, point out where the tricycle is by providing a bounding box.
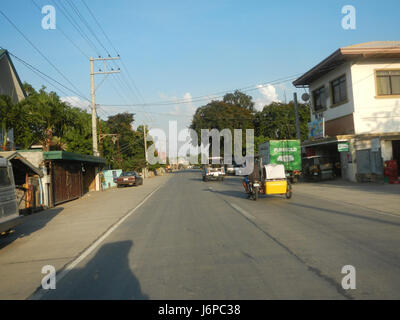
[243,158,292,201]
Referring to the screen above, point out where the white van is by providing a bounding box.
[0,157,21,234]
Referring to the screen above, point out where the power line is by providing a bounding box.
[30,0,90,59]
[0,8,89,101]
[99,75,300,107]
[3,48,91,102]
[51,0,101,57]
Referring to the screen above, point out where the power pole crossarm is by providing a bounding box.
[89,56,121,191]
[90,56,120,157]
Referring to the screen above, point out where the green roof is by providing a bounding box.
[43,151,106,165]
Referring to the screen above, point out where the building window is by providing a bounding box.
[330,75,347,105]
[376,70,400,96]
[312,86,326,112]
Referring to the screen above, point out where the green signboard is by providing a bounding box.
[259,140,302,172]
[338,142,349,152]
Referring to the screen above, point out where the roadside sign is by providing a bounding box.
[308,118,325,139]
[338,142,349,152]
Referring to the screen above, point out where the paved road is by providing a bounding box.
[38,170,400,299]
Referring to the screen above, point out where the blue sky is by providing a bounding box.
[1,0,399,135]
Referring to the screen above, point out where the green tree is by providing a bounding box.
[223,90,255,112]
[253,101,310,141]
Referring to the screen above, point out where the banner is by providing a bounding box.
[308,119,325,139]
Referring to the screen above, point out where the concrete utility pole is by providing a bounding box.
[90,56,120,190]
[293,92,301,141]
[90,56,120,157]
[143,121,148,179]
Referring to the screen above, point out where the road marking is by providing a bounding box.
[207,185,255,221]
[30,183,164,300]
[230,203,256,221]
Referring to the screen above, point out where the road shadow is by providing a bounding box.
[205,187,248,200]
[287,202,400,227]
[39,240,149,300]
[0,207,63,250]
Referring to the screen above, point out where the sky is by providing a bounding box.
[1,0,400,154]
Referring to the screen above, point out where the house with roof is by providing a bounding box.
[0,49,27,151]
[293,41,400,182]
[18,150,105,208]
[0,49,26,103]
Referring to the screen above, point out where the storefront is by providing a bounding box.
[302,136,353,181]
[43,151,106,206]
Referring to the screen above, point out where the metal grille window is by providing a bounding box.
[331,75,347,105]
[312,86,326,112]
[376,70,400,96]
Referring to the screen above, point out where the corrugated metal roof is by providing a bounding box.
[43,151,106,165]
[344,41,400,49]
[293,41,400,86]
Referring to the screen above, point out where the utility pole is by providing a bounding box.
[143,121,148,179]
[90,56,120,191]
[90,56,120,157]
[293,92,301,141]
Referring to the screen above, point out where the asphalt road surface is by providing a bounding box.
[37,170,400,300]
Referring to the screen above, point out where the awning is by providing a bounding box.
[43,151,106,165]
[302,136,352,148]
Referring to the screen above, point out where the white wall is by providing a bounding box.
[351,59,400,134]
[309,62,355,122]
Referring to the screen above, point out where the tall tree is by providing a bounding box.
[253,101,311,141]
[223,90,255,112]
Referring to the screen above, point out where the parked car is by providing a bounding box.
[116,171,143,187]
[0,157,22,234]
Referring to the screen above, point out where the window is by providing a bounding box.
[312,86,326,112]
[376,70,400,96]
[331,75,347,105]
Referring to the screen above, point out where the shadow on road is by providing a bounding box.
[0,207,63,250]
[41,240,148,300]
[287,202,400,227]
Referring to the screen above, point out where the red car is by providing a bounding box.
[116,171,143,187]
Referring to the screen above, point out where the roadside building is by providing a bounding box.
[293,41,400,182]
[101,169,122,190]
[0,151,43,213]
[18,150,105,207]
[0,49,26,151]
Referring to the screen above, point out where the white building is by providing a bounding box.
[293,41,400,182]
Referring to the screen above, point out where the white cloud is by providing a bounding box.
[254,84,281,111]
[61,96,90,110]
[159,92,197,117]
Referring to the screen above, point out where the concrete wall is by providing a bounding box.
[351,59,400,134]
[101,169,122,190]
